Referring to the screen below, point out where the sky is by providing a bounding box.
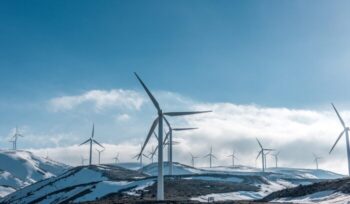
[1,1,350,174]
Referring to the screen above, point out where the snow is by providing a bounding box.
[274,190,350,203]
[76,179,155,202]
[0,150,70,197]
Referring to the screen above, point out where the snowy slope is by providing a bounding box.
[142,162,344,202]
[2,161,345,203]
[262,176,350,203]
[0,165,152,204]
[0,150,70,197]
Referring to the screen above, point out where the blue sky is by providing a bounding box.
[1,1,350,173]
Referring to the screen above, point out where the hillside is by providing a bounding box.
[0,150,70,197]
[3,161,343,203]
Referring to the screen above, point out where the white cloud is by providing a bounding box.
[21,89,350,175]
[115,114,131,122]
[48,89,145,112]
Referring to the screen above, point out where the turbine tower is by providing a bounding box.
[134,72,211,200]
[313,153,322,170]
[79,124,104,165]
[204,146,216,168]
[96,148,105,165]
[190,152,199,167]
[227,148,238,167]
[81,156,88,165]
[134,144,149,168]
[162,122,197,175]
[113,153,119,164]
[272,151,280,168]
[329,103,350,175]
[148,146,157,163]
[256,138,274,172]
[11,126,23,150]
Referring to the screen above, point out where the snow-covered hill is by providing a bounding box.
[0,150,70,197]
[262,177,350,203]
[1,161,345,203]
[0,165,152,204]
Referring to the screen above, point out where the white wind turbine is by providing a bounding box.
[79,124,104,165]
[227,148,238,167]
[11,126,23,150]
[113,153,120,164]
[134,72,211,200]
[204,146,216,168]
[256,138,274,172]
[134,144,149,168]
[313,153,322,170]
[329,103,350,175]
[81,156,88,165]
[272,151,280,168]
[190,152,199,167]
[96,148,105,165]
[148,146,157,163]
[162,121,198,175]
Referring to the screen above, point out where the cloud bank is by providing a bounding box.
[17,89,350,175]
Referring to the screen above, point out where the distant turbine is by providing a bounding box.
[256,138,274,172]
[189,152,199,167]
[134,144,149,168]
[81,156,88,165]
[329,103,350,175]
[204,146,216,168]
[272,151,280,168]
[313,153,322,170]
[113,153,119,164]
[134,72,211,200]
[96,148,105,165]
[227,148,238,167]
[11,126,23,150]
[79,124,104,165]
[148,146,157,163]
[163,122,197,175]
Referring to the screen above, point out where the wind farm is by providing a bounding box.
[1,1,350,203]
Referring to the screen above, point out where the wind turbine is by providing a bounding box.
[134,144,149,168]
[81,156,88,165]
[256,138,274,172]
[329,103,350,175]
[96,148,105,165]
[113,153,119,164]
[227,148,238,167]
[162,123,197,175]
[313,153,322,170]
[134,72,211,200]
[204,146,216,168]
[190,152,199,167]
[79,124,104,165]
[11,126,23,150]
[148,146,157,163]
[272,151,280,168]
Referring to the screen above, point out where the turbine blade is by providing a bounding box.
[329,130,345,154]
[163,110,212,116]
[256,150,262,160]
[172,128,198,131]
[79,139,91,146]
[134,72,161,112]
[91,123,95,138]
[332,103,346,128]
[256,138,263,149]
[139,117,159,158]
[93,139,104,148]
[163,116,171,130]
[163,131,170,145]
[153,132,158,140]
[204,154,210,158]
[212,154,217,159]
